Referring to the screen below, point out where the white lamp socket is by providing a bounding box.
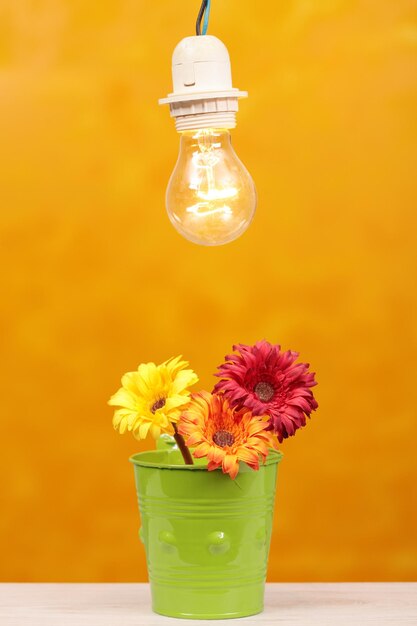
[159,35,247,131]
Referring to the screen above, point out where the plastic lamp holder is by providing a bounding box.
[159,35,247,132]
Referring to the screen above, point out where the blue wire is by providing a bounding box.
[202,0,211,35]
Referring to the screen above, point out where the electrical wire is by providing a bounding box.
[202,0,211,35]
[196,0,211,36]
[196,0,206,35]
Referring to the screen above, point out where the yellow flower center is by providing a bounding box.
[254,381,274,402]
[213,430,235,447]
[151,398,166,414]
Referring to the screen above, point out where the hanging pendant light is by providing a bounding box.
[159,1,257,246]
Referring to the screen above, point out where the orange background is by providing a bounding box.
[1,0,417,582]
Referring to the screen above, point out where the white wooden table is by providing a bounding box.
[0,583,416,625]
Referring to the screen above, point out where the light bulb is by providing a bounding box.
[160,35,256,246]
[166,128,256,246]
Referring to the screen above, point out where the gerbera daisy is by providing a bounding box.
[213,340,318,442]
[177,391,276,479]
[108,356,198,440]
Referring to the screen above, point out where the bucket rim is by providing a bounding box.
[129,448,283,470]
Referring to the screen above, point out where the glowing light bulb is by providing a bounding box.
[166,128,256,246]
[160,35,256,246]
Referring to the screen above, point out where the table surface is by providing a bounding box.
[0,583,416,625]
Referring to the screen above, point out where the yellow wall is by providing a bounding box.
[1,0,417,582]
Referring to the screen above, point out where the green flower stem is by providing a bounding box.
[173,423,194,465]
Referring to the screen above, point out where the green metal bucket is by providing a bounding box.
[130,447,282,619]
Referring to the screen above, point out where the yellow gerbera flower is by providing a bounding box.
[108,356,198,440]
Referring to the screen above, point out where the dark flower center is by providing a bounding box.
[151,398,166,414]
[254,381,275,402]
[213,430,235,447]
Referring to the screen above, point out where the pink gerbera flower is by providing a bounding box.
[213,340,318,442]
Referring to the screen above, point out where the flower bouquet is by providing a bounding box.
[109,340,317,619]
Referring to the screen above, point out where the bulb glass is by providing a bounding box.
[166,129,256,246]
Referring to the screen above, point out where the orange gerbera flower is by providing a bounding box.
[177,391,277,479]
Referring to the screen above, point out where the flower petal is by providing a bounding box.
[185,431,204,447]
[222,454,239,479]
[193,442,211,458]
[237,447,259,467]
[108,388,137,410]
